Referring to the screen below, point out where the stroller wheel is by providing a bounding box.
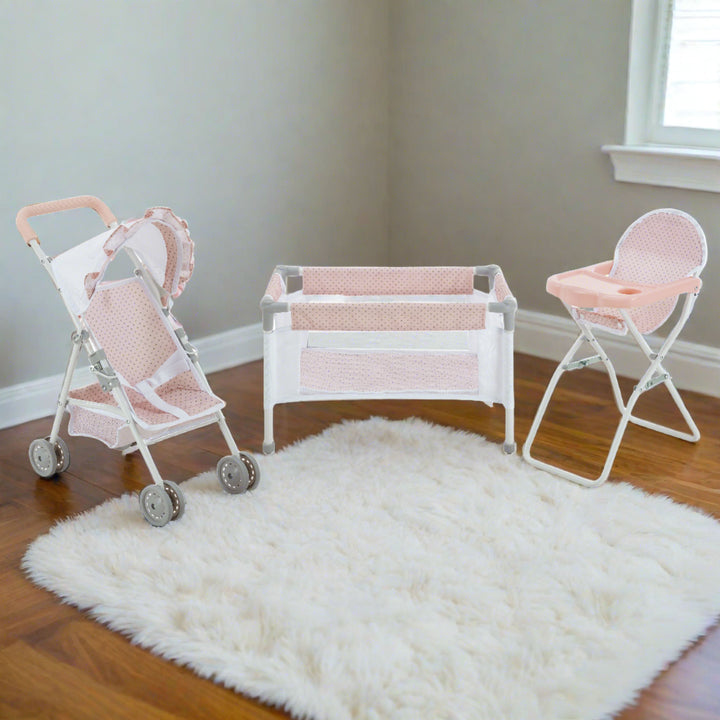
[139,484,173,527]
[29,438,58,478]
[45,436,70,473]
[217,455,250,494]
[163,480,186,521]
[238,452,260,491]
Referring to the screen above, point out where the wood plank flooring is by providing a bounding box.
[1,353,719,719]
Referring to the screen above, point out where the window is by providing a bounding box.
[603,0,720,192]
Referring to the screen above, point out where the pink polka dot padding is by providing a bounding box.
[302,267,475,296]
[290,301,487,332]
[300,350,479,393]
[575,209,707,335]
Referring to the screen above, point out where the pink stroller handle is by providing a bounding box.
[16,195,117,244]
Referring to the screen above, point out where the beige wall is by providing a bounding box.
[3,0,718,391]
[390,0,720,347]
[0,0,390,386]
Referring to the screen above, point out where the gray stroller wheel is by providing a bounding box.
[217,455,250,494]
[238,452,260,491]
[46,436,70,473]
[29,438,58,478]
[163,480,186,521]
[139,484,173,527]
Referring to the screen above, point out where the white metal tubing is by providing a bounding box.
[524,293,701,487]
[48,336,83,443]
[263,331,275,452]
[215,411,240,456]
[522,332,586,463]
[620,297,700,441]
[503,328,515,452]
[30,239,84,336]
[111,386,165,486]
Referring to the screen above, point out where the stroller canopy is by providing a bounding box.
[52,207,194,317]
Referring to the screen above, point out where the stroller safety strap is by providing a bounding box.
[114,349,193,421]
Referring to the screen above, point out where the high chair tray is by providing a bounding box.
[546,261,701,309]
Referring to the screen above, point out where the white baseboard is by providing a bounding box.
[515,309,720,398]
[1,312,717,431]
[0,323,263,431]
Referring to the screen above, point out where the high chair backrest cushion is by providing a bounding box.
[612,209,707,286]
[602,209,707,335]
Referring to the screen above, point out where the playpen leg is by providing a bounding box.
[263,404,275,454]
[503,405,516,454]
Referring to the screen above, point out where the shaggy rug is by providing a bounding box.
[23,418,720,720]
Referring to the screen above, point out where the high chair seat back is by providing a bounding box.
[576,209,707,335]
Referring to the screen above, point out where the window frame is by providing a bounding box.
[602,0,720,192]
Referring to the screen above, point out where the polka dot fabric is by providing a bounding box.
[85,279,177,386]
[264,272,285,301]
[493,270,512,302]
[302,267,475,296]
[290,301,487,332]
[300,350,479,393]
[576,209,707,335]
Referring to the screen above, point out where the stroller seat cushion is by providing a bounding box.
[69,371,223,428]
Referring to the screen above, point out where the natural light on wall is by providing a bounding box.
[663,0,720,131]
[602,0,720,192]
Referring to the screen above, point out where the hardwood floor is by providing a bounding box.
[1,353,719,719]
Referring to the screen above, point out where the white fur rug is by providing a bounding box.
[23,418,720,720]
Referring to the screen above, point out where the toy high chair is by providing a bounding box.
[523,209,707,487]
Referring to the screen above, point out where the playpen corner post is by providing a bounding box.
[260,298,279,454]
[504,296,517,454]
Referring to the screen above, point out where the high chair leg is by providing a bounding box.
[523,295,701,487]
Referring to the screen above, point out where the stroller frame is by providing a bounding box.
[17,196,259,526]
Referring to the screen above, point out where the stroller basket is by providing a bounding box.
[17,196,260,526]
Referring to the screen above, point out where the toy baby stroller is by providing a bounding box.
[523,208,707,486]
[16,196,260,526]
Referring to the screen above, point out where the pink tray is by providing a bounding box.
[546,260,702,309]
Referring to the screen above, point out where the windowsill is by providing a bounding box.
[602,144,720,193]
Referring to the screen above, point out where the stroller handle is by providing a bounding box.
[16,195,117,245]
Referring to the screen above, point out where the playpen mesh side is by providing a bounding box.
[290,301,487,332]
[301,267,475,296]
[577,210,706,336]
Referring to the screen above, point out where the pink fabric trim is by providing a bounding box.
[290,301,487,331]
[89,207,194,301]
[152,221,178,294]
[493,271,512,301]
[84,272,100,300]
[300,350,479,393]
[264,272,284,301]
[302,267,475,296]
